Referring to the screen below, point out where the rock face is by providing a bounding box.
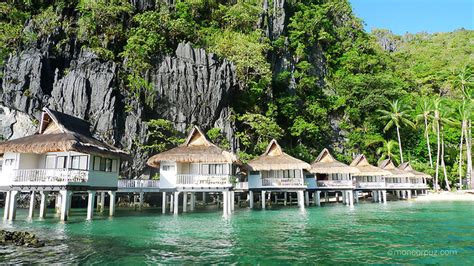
[150,43,238,147]
[0,106,36,140]
[49,50,120,141]
[0,39,238,177]
[1,48,52,116]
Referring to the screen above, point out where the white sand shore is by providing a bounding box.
[414,190,474,202]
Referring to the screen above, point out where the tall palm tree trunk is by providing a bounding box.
[435,111,440,191]
[441,130,451,191]
[458,120,465,190]
[396,126,404,163]
[425,116,433,168]
[467,119,473,189]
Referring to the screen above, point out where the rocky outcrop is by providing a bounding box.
[150,42,238,147]
[49,50,119,141]
[260,0,287,41]
[1,48,53,116]
[0,106,36,140]
[0,230,44,247]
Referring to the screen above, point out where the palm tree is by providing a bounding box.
[376,139,400,164]
[431,98,455,191]
[378,100,415,164]
[456,100,470,189]
[431,98,442,191]
[415,98,433,168]
[453,66,473,189]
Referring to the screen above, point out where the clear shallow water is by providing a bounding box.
[0,201,473,264]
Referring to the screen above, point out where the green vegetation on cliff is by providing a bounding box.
[0,0,472,189]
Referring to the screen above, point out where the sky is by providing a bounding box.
[350,0,474,34]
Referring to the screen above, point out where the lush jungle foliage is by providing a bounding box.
[0,0,472,189]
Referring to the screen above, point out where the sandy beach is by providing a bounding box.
[414,190,474,202]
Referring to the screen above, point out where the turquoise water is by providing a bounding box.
[0,201,473,264]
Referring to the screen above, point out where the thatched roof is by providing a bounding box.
[378,158,415,178]
[0,108,130,160]
[147,126,238,167]
[398,162,432,179]
[309,148,359,174]
[247,139,310,171]
[350,154,390,176]
[40,109,92,136]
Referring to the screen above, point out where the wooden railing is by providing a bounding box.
[10,169,88,183]
[261,178,304,187]
[176,174,231,186]
[386,183,414,188]
[386,183,428,188]
[117,179,160,188]
[356,182,386,188]
[317,180,353,188]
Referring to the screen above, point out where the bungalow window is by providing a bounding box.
[162,165,175,171]
[317,173,329,181]
[70,155,88,170]
[250,171,259,175]
[45,156,56,168]
[56,156,67,169]
[268,170,275,178]
[105,159,112,172]
[4,159,15,166]
[99,158,107,171]
[93,156,101,171]
[190,163,199,174]
[112,159,119,172]
[209,164,217,174]
[93,156,113,172]
[294,170,301,178]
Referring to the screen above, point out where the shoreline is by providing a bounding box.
[413,190,474,202]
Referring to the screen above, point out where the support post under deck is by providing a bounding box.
[39,191,48,219]
[86,190,96,221]
[60,190,72,221]
[28,191,36,219]
[3,191,11,220]
[108,191,116,216]
[162,192,167,214]
[8,191,19,221]
[249,191,254,208]
[174,192,179,215]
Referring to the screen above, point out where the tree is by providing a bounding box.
[378,100,415,164]
[430,98,455,191]
[141,119,184,154]
[456,100,470,189]
[236,113,284,161]
[376,139,400,164]
[415,98,433,168]
[453,66,473,189]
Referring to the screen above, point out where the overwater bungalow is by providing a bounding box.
[398,162,430,196]
[350,154,390,203]
[246,139,310,209]
[306,148,359,206]
[0,108,130,221]
[147,126,239,216]
[378,158,416,199]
